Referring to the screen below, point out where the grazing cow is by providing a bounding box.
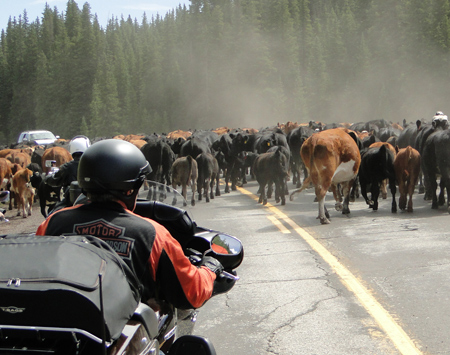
[11,168,35,218]
[289,128,361,224]
[359,144,397,213]
[394,146,421,212]
[196,152,220,202]
[41,146,73,174]
[421,129,450,212]
[253,147,289,206]
[171,156,198,207]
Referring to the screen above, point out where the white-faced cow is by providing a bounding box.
[289,128,361,224]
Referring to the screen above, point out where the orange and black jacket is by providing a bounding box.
[36,200,216,309]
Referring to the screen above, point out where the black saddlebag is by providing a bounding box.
[0,234,140,342]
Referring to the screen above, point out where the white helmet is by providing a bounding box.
[69,135,91,156]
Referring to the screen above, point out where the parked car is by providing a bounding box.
[17,130,59,145]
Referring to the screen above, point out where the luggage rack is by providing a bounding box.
[0,325,107,354]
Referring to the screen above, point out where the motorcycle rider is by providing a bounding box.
[36,139,223,311]
[45,135,91,212]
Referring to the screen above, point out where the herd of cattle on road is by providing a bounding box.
[1,113,450,225]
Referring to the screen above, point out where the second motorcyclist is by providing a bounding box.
[45,135,91,212]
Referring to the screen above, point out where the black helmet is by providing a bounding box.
[78,139,152,208]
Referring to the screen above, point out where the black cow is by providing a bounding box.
[421,129,450,212]
[196,152,220,203]
[179,137,211,158]
[29,170,61,218]
[287,126,314,187]
[253,147,289,206]
[358,144,397,212]
[397,120,422,149]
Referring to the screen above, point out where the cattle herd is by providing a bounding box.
[1,113,449,225]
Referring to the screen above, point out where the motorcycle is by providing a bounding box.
[0,181,243,354]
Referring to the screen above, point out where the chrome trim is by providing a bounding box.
[0,324,109,345]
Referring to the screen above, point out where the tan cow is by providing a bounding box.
[394,146,421,212]
[0,158,12,190]
[290,128,361,224]
[11,168,35,218]
[171,156,198,207]
[41,146,73,174]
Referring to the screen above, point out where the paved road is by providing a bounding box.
[3,181,449,354]
[193,180,450,355]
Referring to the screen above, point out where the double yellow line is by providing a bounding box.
[237,185,422,355]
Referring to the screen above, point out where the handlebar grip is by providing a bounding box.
[212,270,238,296]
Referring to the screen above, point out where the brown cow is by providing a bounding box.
[394,146,421,212]
[0,158,12,190]
[171,156,198,207]
[167,130,192,140]
[289,128,361,224]
[41,146,73,174]
[11,168,35,218]
[129,139,147,150]
[12,152,31,168]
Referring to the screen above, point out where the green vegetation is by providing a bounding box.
[1,0,450,143]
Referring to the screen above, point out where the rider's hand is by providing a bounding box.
[199,256,223,277]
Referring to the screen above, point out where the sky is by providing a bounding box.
[1,0,190,30]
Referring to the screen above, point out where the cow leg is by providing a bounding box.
[341,181,352,215]
[191,178,196,207]
[181,183,188,207]
[197,178,203,201]
[315,186,330,224]
[205,179,211,203]
[371,182,380,211]
[418,170,425,194]
[258,181,267,205]
[331,184,343,212]
[398,179,407,211]
[380,179,388,199]
[406,179,414,212]
[428,173,439,209]
[224,169,231,193]
[438,179,445,206]
[389,178,397,213]
[215,175,221,197]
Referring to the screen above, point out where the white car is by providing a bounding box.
[17,130,59,145]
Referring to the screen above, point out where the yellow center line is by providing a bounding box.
[237,185,422,355]
[267,215,291,234]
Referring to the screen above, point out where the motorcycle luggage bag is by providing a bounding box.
[0,234,140,342]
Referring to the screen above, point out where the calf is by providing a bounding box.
[11,168,35,218]
[171,156,198,206]
[394,146,421,212]
[289,128,361,224]
[196,152,220,202]
[359,144,397,212]
[253,147,289,206]
[29,170,61,217]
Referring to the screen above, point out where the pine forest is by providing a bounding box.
[1,0,450,143]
